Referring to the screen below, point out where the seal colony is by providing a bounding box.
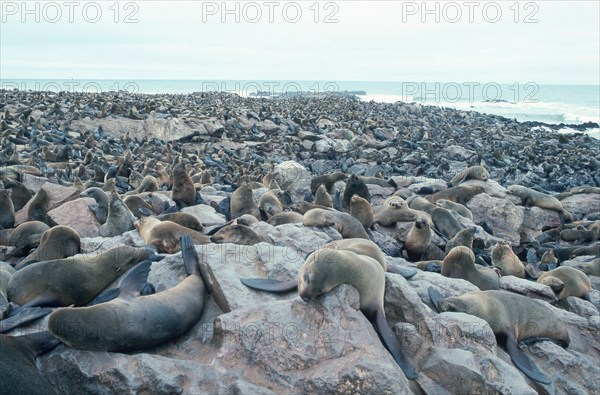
[0,89,598,393]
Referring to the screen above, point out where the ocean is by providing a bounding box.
[2,79,598,139]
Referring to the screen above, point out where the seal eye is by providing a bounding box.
[303,273,310,285]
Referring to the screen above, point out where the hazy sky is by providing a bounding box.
[1,0,598,83]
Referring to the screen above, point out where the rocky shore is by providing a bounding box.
[0,89,599,394]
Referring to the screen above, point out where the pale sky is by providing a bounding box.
[1,0,598,83]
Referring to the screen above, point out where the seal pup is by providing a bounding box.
[310,172,347,194]
[491,242,526,278]
[441,246,499,290]
[242,248,417,379]
[136,217,210,253]
[80,187,109,224]
[342,174,370,210]
[507,185,564,212]
[537,267,592,301]
[313,184,333,208]
[436,199,473,220]
[16,225,81,270]
[560,224,599,243]
[171,162,196,208]
[373,196,419,226]
[267,211,304,226]
[210,223,268,245]
[428,288,569,384]
[258,190,284,219]
[230,183,260,220]
[303,208,369,239]
[156,212,203,232]
[404,218,433,261]
[7,221,50,257]
[124,175,158,196]
[26,188,49,224]
[349,194,374,229]
[124,195,155,219]
[429,185,485,205]
[430,207,464,239]
[449,166,489,186]
[7,245,151,308]
[48,235,208,352]
[99,192,136,237]
[0,332,60,395]
[444,226,476,253]
[0,190,15,229]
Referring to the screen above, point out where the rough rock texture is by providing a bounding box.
[467,193,523,246]
[47,197,100,238]
[15,182,80,225]
[560,193,600,218]
[272,161,312,202]
[181,204,227,226]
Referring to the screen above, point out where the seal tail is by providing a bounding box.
[0,306,53,333]
[372,308,418,380]
[240,278,298,293]
[180,234,200,276]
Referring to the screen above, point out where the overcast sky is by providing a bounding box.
[1,1,598,84]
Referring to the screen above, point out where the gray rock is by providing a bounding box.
[250,222,342,256]
[520,206,562,243]
[467,193,523,246]
[560,193,600,218]
[47,197,100,238]
[181,204,227,226]
[272,161,312,202]
[499,275,557,303]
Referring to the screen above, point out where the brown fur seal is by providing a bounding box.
[560,223,599,243]
[430,185,485,205]
[230,183,260,219]
[0,332,60,395]
[342,174,371,210]
[7,245,150,308]
[48,235,207,352]
[267,211,304,226]
[350,195,374,229]
[407,196,438,214]
[357,176,392,188]
[404,218,432,261]
[430,207,464,239]
[445,226,476,253]
[507,185,564,212]
[569,258,599,276]
[258,190,283,219]
[570,243,600,258]
[8,221,50,257]
[99,193,136,237]
[291,201,333,215]
[441,246,499,290]
[0,190,15,229]
[537,267,592,300]
[26,188,49,224]
[123,195,155,219]
[171,162,196,207]
[1,178,33,211]
[449,166,489,186]
[80,187,109,224]
[210,223,267,245]
[157,212,203,232]
[313,184,333,208]
[491,242,526,278]
[373,197,419,226]
[136,217,210,253]
[436,199,473,220]
[241,248,417,379]
[16,226,81,270]
[124,175,158,196]
[303,208,369,239]
[429,288,569,384]
[310,172,347,194]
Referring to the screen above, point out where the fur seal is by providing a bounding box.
[48,235,207,352]
[0,265,13,319]
[99,193,136,237]
[80,187,109,224]
[430,185,485,205]
[171,162,196,208]
[210,223,267,245]
[124,175,158,196]
[0,190,15,229]
[568,258,599,276]
[16,225,81,270]
[404,218,432,261]
[1,178,33,212]
[303,208,368,239]
[560,223,599,243]
[373,197,419,226]
[230,183,260,219]
[429,288,569,384]
[444,226,476,253]
[435,199,473,220]
[258,190,283,219]
[157,212,203,232]
[7,245,151,308]
[0,332,60,395]
[430,207,463,239]
[136,217,210,253]
[570,243,599,258]
[242,248,417,379]
[507,185,564,212]
[491,242,526,278]
[310,172,346,194]
[441,246,499,290]
[313,184,333,208]
[26,188,49,224]
[449,166,489,186]
[124,195,155,219]
[342,174,370,210]
[537,267,592,300]
[266,211,304,226]
[350,194,374,229]
[8,221,50,257]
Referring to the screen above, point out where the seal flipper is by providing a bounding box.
[118,260,153,298]
[240,278,298,293]
[0,307,53,333]
[387,265,418,279]
[180,234,200,276]
[371,307,418,380]
[138,207,152,217]
[427,287,445,313]
[505,332,551,384]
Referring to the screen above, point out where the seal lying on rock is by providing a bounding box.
[48,235,208,352]
[429,288,570,384]
[537,266,592,301]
